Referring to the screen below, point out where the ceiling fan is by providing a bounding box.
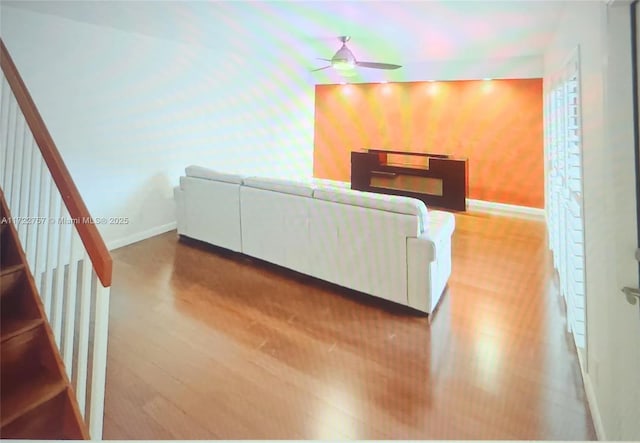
[312,36,402,74]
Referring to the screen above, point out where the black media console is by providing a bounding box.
[351,149,468,211]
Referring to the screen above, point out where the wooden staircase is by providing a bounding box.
[0,190,88,439]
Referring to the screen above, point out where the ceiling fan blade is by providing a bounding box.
[311,65,332,72]
[356,61,402,70]
[317,58,332,62]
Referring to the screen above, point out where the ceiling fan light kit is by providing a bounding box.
[312,36,402,74]
[333,60,356,71]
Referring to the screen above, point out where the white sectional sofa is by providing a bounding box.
[174,166,455,314]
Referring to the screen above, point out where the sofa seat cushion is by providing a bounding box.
[185,165,246,184]
[243,176,315,197]
[313,187,429,231]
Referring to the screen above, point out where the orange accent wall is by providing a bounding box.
[313,79,544,208]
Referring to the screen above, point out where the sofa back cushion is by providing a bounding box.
[185,165,246,184]
[308,197,415,304]
[240,186,313,275]
[243,176,315,197]
[310,178,351,189]
[313,187,429,232]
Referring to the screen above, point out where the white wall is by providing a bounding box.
[544,1,640,440]
[0,6,316,249]
[602,3,640,439]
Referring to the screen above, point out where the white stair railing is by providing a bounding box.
[0,40,112,439]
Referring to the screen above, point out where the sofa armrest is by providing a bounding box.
[174,185,186,234]
[407,235,436,313]
[409,233,438,261]
[406,218,454,314]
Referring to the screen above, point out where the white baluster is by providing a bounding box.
[4,97,17,207]
[26,140,41,266]
[10,114,25,215]
[62,229,80,378]
[89,282,110,440]
[52,203,71,346]
[42,186,60,318]
[0,77,10,188]
[34,164,50,294]
[18,124,32,243]
[75,255,93,418]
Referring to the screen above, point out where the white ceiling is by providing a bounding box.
[4,0,567,82]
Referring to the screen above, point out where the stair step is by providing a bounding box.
[0,369,67,428]
[0,388,85,439]
[0,189,88,439]
[0,264,25,298]
[1,318,44,343]
[0,324,81,437]
[1,323,48,379]
[1,270,42,342]
[0,217,22,268]
[0,263,25,278]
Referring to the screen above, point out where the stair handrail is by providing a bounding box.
[0,38,112,287]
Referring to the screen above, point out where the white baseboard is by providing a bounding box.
[583,370,606,440]
[466,199,545,220]
[576,348,605,440]
[107,222,176,251]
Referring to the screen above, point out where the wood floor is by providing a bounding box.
[102,212,596,440]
